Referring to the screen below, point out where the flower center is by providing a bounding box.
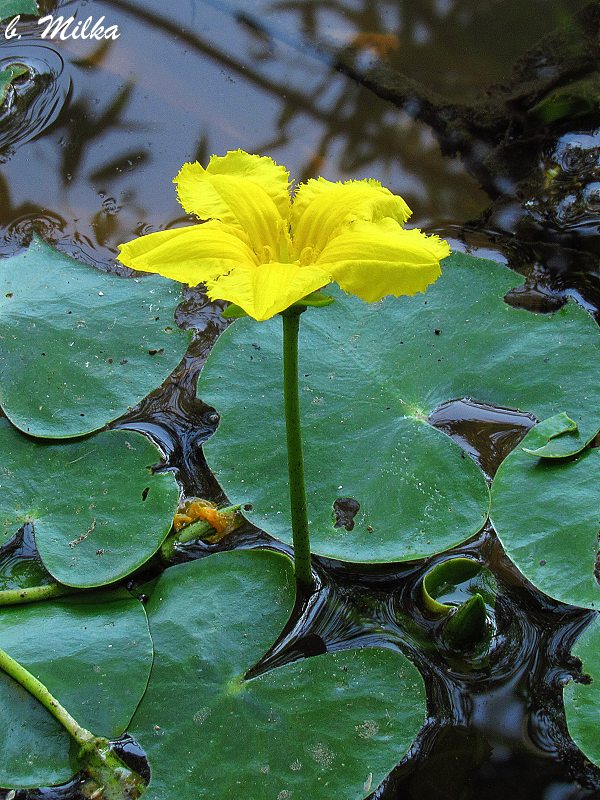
[299,246,315,266]
[276,223,292,263]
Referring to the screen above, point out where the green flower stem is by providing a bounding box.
[282,307,314,592]
[0,583,77,606]
[0,643,94,748]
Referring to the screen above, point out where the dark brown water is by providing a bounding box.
[1,1,599,798]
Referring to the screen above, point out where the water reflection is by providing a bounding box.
[0,0,493,261]
[0,0,596,298]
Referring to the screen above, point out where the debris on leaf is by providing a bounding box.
[173,498,242,544]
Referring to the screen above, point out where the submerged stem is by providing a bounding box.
[282,308,314,592]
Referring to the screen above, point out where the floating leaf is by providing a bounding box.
[0,419,180,588]
[521,411,577,457]
[564,614,600,768]
[422,557,497,616]
[442,594,489,652]
[130,550,426,799]
[199,252,600,562]
[0,237,192,438]
[0,64,29,105]
[421,557,497,652]
[0,590,152,788]
[0,0,37,21]
[491,415,600,609]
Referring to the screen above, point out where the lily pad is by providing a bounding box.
[563,614,600,768]
[198,252,600,562]
[130,550,426,800]
[0,0,36,21]
[0,236,192,438]
[0,419,180,588]
[490,415,600,609]
[0,590,152,788]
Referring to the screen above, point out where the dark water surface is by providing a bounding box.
[0,0,599,798]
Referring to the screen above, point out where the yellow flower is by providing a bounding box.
[117,150,450,321]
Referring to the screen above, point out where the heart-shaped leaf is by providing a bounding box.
[0,590,152,788]
[0,237,192,438]
[198,252,600,562]
[130,550,427,799]
[491,415,600,609]
[563,614,600,768]
[0,419,180,588]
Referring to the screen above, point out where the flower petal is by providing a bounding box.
[291,177,412,256]
[315,220,450,302]
[205,150,291,220]
[174,151,290,254]
[117,221,258,286]
[205,262,332,321]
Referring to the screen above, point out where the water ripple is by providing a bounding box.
[0,41,70,159]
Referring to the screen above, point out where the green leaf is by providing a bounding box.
[491,416,600,609]
[0,64,29,105]
[0,419,180,588]
[293,290,335,308]
[422,557,497,616]
[0,0,37,22]
[199,252,600,562]
[223,292,334,319]
[130,550,426,800]
[222,302,248,319]
[421,557,496,653]
[522,411,578,457]
[563,614,600,768]
[0,590,152,788]
[529,75,600,126]
[0,237,192,438]
[442,594,489,651]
